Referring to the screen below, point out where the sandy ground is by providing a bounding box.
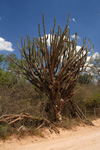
[0,119,100,150]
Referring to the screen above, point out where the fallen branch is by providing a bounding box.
[37,121,45,129]
[74,103,94,126]
[8,117,23,125]
[0,113,60,134]
[68,100,94,126]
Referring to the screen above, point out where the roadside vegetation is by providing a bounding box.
[0,14,100,139]
[0,52,100,139]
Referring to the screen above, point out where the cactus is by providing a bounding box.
[7,14,94,122]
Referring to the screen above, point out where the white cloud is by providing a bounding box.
[86,52,100,72]
[87,52,100,62]
[71,34,80,39]
[75,46,99,65]
[0,17,2,21]
[41,35,99,67]
[40,34,51,46]
[0,37,14,51]
[45,34,71,47]
[41,35,99,76]
[46,34,51,46]
[41,34,60,47]
[92,52,99,59]
[86,56,91,62]
[42,34,80,47]
[76,45,81,51]
[72,18,76,22]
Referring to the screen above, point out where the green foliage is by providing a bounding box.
[97,79,100,87]
[0,124,8,139]
[73,84,100,110]
[0,54,4,66]
[0,54,24,87]
[85,92,100,108]
[78,74,92,85]
[0,69,17,86]
[4,54,20,70]
[90,55,100,79]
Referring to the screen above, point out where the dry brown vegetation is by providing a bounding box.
[0,81,100,139]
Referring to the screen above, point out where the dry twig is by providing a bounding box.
[0,113,60,134]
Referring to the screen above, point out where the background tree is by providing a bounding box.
[88,54,100,86]
[0,54,5,69]
[7,14,94,121]
[90,54,100,79]
[0,54,23,86]
[78,73,93,85]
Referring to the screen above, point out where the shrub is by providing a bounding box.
[0,124,8,139]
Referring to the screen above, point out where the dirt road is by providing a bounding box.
[0,119,100,150]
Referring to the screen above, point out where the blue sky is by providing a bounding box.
[0,0,100,58]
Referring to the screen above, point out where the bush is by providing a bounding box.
[0,82,49,117]
[71,83,100,117]
[0,125,8,139]
[85,92,100,108]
